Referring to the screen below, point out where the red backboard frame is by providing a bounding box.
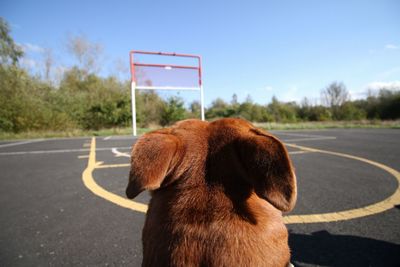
[129,50,205,136]
[129,50,202,89]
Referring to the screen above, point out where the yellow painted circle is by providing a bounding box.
[82,138,400,224]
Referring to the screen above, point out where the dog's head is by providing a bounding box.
[126,118,296,212]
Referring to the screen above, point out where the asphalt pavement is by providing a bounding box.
[0,128,399,266]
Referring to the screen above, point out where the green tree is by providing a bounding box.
[188,100,201,118]
[229,94,240,117]
[231,93,238,106]
[0,18,23,66]
[0,66,75,132]
[205,98,229,119]
[297,97,332,121]
[355,88,400,120]
[321,81,349,120]
[267,96,298,122]
[160,96,186,126]
[238,95,254,121]
[136,91,165,127]
[377,89,400,119]
[336,102,366,120]
[308,106,332,121]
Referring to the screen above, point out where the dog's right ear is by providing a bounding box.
[237,129,297,212]
[126,132,181,199]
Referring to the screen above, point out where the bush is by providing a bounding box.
[160,96,186,126]
[267,97,298,123]
[0,65,76,132]
[337,102,366,121]
[136,91,164,127]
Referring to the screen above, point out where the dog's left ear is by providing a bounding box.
[126,132,181,199]
[237,129,297,212]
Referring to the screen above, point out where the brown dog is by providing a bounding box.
[126,118,297,267]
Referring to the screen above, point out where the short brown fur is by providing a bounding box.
[126,118,297,267]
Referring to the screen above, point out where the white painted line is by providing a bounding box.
[265,132,337,142]
[282,136,337,142]
[0,146,132,156]
[111,148,131,158]
[0,144,316,156]
[0,139,45,148]
[288,150,311,155]
[0,148,90,155]
[273,132,332,138]
[103,135,137,140]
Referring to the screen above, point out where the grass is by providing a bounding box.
[1,120,399,140]
[255,120,400,130]
[0,127,155,140]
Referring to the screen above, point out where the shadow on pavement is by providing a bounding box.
[289,230,400,267]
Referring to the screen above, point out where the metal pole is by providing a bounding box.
[200,85,205,121]
[131,81,137,136]
[198,55,204,121]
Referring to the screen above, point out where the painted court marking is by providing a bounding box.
[281,136,336,142]
[0,133,328,157]
[82,137,147,213]
[103,135,136,141]
[111,148,130,158]
[283,143,400,224]
[0,146,131,156]
[82,137,400,224]
[274,132,333,138]
[0,139,45,148]
[273,132,337,142]
[110,147,310,157]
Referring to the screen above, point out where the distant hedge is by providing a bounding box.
[1,63,399,133]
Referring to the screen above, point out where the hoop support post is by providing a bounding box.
[131,81,137,136]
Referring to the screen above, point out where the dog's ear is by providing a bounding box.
[126,132,181,199]
[237,129,297,212]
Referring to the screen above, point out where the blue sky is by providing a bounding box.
[1,0,400,106]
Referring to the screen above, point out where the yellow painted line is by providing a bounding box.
[81,137,148,213]
[78,155,89,159]
[82,138,400,224]
[283,143,400,224]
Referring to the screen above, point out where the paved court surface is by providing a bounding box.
[1,129,399,266]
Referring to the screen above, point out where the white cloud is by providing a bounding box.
[385,44,399,50]
[349,89,367,100]
[20,43,45,53]
[366,81,400,91]
[377,67,400,80]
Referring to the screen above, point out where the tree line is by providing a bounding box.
[1,18,399,133]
